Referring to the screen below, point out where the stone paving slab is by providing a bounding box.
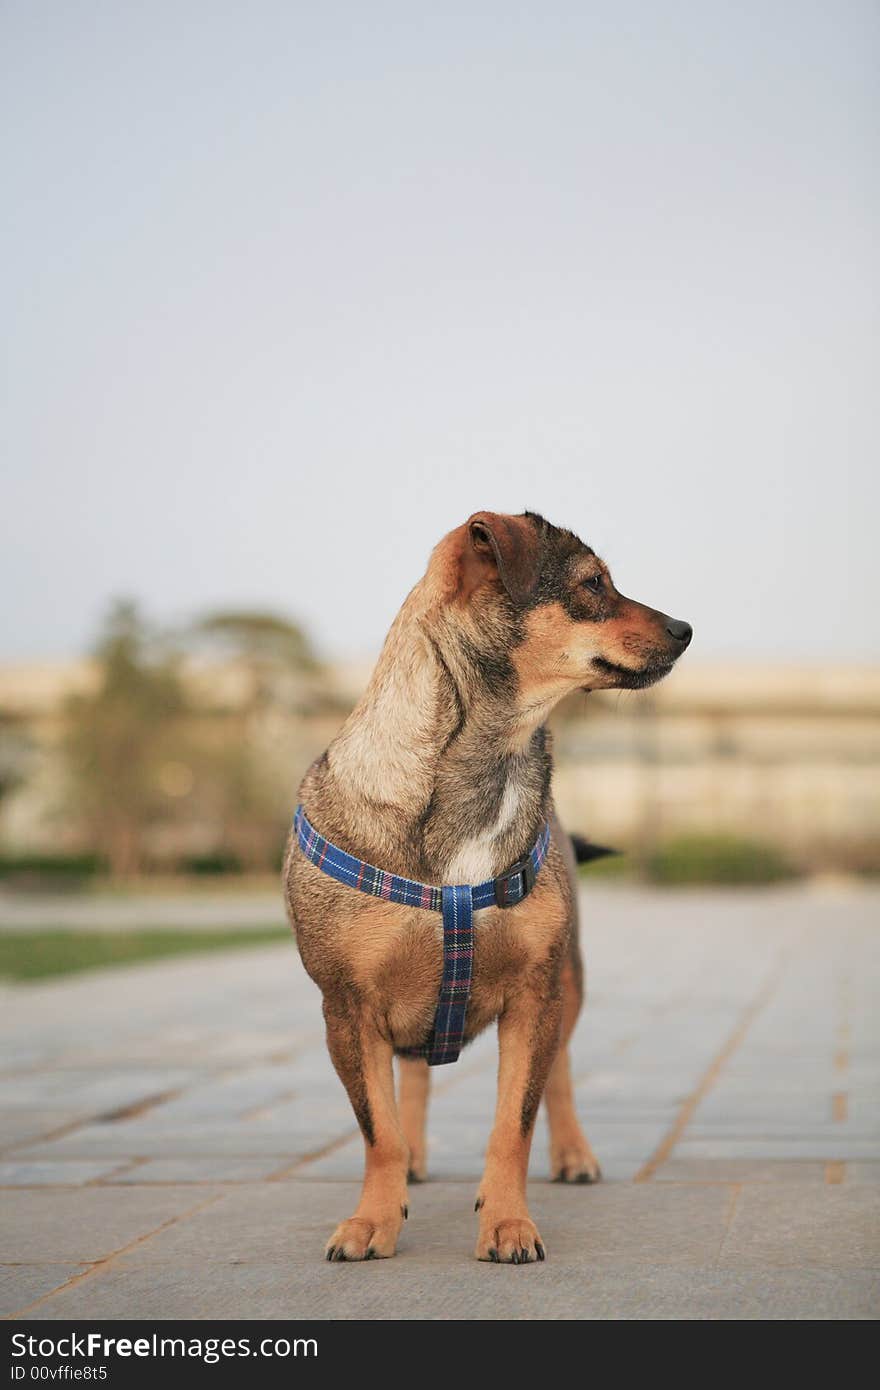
[1,1187,225,1264]
[109,1157,291,1184]
[9,1180,880,1321]
[0,1266,84,1319]
[0,1109,88,1148]
[721,1186,880,1268]
[847,1164,880,1184]
[653,1159,828,1183]
[95,1182,732,1270]
[0,1069,203,1113]
[15,1123,343,1160]
[17,1259,880,1321]
[0,1159,129,1186]
[1,886,878,1320]
[673,1138,880,1160]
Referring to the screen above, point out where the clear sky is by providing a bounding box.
[2,1,877,664]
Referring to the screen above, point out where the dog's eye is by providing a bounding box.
[582,575,603,593]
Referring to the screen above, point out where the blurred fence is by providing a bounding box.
[552,664,880,874]
[1,641,878,883]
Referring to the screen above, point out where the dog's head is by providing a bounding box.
[431,510,692,710]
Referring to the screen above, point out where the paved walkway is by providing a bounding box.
[1,886,878,1320]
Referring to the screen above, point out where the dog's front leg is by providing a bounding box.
[474,985,562,1263]
[323,997,409,1261]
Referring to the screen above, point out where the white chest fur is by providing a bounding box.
[443,779,521,884]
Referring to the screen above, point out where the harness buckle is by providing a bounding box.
[494,854,536,908]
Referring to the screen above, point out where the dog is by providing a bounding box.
[283,510,691,1263]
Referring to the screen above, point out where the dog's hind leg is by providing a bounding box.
[397,1056,430,1182]
[323,997,409,1261]
[543,954,601,1183]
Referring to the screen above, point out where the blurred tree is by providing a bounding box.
[0,713,31,810]
[189,610,320,870]
[194,736,290,873]
[194,610,317,712]
[63,601,187,878]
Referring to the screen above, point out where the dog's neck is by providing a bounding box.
[325,586,554,882]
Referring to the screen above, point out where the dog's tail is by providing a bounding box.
[570,833,619,864]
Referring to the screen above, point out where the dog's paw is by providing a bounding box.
[325,1212,403,1262]
[551,1141,602,1184]
[475,1216,546,1264]
[405,1150,425,1184]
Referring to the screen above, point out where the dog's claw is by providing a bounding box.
[536,1242,545,1261]
[552,1152,602,1184]
[326,1246,335,1261]
[402,1204,409,1220]
[365,1247,376,1260]
[554,1165,601,1184]
[489,1247,499,1263]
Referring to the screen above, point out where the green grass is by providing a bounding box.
[646,834,798,886]
[0,926,292,981]
[577,851,633,880]
[578,835,801,886]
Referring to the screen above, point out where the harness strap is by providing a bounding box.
[293,805,550,1066]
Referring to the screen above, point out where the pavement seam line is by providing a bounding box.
[633,936,800,1183]
[93,1090,182,1124]
[266,1053,496,1180]
[825,966,851,1184]
[4,1190,227,1320]
[0,1116,93,1159]
[266,1129,360,1180]
[91,1157,149,1186]
[0,1044,314,1159]
[716,1182,742,1263]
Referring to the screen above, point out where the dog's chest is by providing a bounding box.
[439,779,523,883]
[366,909,527,1046]
[350,875,568,1049]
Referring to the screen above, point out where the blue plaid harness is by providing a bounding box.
[293,805,551,1065]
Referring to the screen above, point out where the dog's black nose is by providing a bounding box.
[666,618,693,648]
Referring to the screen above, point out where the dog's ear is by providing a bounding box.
[466,512,542,607]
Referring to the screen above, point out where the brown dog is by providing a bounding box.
[283,511,691,1263]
